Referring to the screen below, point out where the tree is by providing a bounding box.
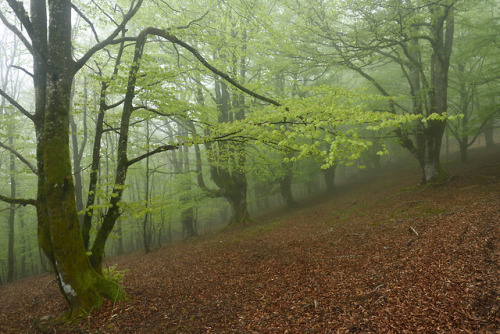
[0,0,282,317]
[447,0,500,160]
[0,0,421,319]
[0,0,148,318]
[280,0,459,183]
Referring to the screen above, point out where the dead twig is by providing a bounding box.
[408,226,419,236]
[32,279,56,305]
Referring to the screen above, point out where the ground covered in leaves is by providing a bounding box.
[1,147,499,333]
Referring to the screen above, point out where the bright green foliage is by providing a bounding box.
[205,86,420,169]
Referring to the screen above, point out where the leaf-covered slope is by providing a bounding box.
[0,147,499,333]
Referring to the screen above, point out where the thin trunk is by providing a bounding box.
[19,214,27,278]
[484,116,495,148]
[143,119,151,253]
[116,221,124,255]
[89,29,150,273]
[70,76,87,226]
[7,134,16,282]
[181,142,197,238]
[82,36,125,250]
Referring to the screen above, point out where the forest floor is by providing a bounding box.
[1,146,499,333]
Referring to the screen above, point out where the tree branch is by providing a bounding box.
[71,4,100,43]
[126,144,178,166]
[74,0,144,73]
[0,141,38,174]
[0,88,35,121]
[10,65,33,78]
[0,194,36,207]
[147,28,282,107]
[0,9,33,54]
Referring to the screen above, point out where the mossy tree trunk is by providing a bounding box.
[421,3,454,184]
[38,0,123,317]
[0,0,128,318]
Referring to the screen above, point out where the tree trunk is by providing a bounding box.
[322,164,336,194]
[484,117,495,148]
[69,76,87,226]
[420,3,454,184]
[422,120,447,183]
[82,37,125,250]
[226,192,250,225]
[459,136,468,163]
[143,119,152,253]
[89,29,150,273]
[7,134,16,282]
[34,0,123,318]
[280,163,297,210]
[181,207,197,237]
[19,214,27,278]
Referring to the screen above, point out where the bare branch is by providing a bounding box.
[71,4,100,43]
[0,141,37,174]
[0,88,35,121]
[11,65,33,78]
[105,98,126,110]
[126,144,178,166]
[169,9,210,30]
[75,0,144,73]
[146,28,282,107]
[0,9,33,54]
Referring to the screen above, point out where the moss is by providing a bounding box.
[95,276,126,302]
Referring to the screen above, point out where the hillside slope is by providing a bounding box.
[0,147,499,333]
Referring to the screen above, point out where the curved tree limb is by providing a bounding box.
[0,141,37,174]
[0,194,36,207]
[0,88,35,121]
[126,144,178,166]
[144,28,282,107]
[74,0,144,73]
[71,4,100,43]
[10,65,33,78]
[0,10,33,55]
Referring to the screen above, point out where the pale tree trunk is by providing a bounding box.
[170,124,197,238]
[180,143,197,238]
[19,214,27,278]
[7,134,16,282]
[143,119,151,253]
[70,76,87,225]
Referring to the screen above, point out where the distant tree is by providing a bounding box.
[282,0,461,183]
[447,0,500,160]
